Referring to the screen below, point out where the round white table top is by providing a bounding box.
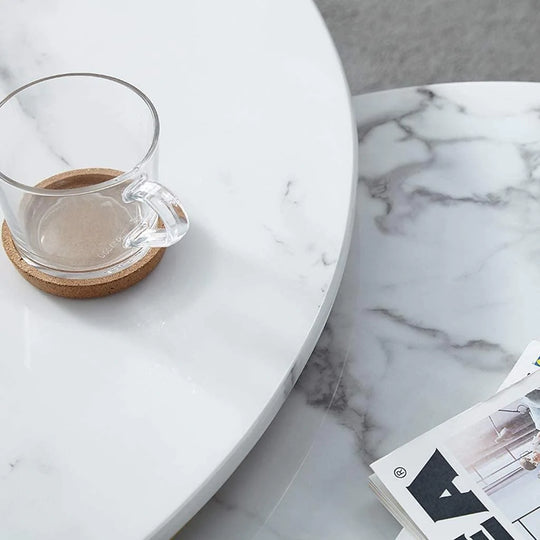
[0,1,356,539]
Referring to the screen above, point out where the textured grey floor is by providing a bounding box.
[314,0,540,95]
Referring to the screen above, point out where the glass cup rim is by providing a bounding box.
[0,72,160,197]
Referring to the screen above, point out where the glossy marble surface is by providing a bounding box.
[180,82,540,539]
[0,2,356,539]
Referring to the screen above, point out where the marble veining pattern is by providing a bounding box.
[180,83,540,539]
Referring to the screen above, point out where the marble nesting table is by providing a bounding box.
[0,1,356,539]
[180,82,540,539]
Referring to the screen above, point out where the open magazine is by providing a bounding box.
[372,341,540,540]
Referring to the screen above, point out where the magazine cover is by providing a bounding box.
[394,340,540,540]
[396,341,540,540]
[372,368,540,539]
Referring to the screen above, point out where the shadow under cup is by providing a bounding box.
[0,73,188,279]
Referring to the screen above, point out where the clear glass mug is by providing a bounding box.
[0,73,189,279]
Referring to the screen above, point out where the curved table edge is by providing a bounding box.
[147,4,359,539]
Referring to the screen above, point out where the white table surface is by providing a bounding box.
[0,2,356,539]
[179,82,540,539]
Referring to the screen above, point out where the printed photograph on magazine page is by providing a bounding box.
[444,389,540,539]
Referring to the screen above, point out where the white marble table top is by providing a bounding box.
[179,82,540,539]
[0,2,356,539]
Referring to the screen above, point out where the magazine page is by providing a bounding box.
[394,340,540,540]
[372,369,540,539]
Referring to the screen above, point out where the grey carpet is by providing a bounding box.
[314,0,540,94]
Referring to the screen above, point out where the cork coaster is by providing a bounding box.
[1,168,166,299]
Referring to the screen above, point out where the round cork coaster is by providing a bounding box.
[1,168,166,299]
[2,221,165,298]
[2,221,165,299]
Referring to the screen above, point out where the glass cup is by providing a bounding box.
[0,73,189,279]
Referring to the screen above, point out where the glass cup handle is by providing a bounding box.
[122,175,190,248]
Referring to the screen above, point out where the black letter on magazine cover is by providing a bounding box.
[454,517,514,540]
[407,449,487,522]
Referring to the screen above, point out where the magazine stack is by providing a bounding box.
[371,342,540,540]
